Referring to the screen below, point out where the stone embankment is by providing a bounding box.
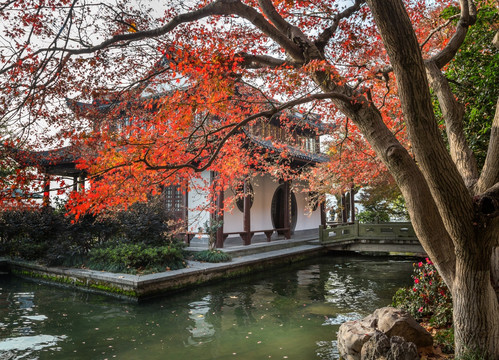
[1,238,324,300]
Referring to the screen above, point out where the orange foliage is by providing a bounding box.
[0,0,456,216]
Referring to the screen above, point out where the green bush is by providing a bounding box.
[392,257,453,327]
[357,210,390,223]
[0,209,111,266]
[87,242,186,274]
[0,198,185,268]
[15,238,50,261]
[192,249,231,263]
[114,199,175,246]
[0,209,68,261]
[434,327,455,354]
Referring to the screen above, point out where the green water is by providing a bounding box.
[0,255,414,359]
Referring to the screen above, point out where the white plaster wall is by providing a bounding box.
[251,175,276,230]
[294,184,322,231]
[42,175,89,207]
[222,174,277,232]
[222,190,244,232]
[187,170,212,233]
[222,174,321,233]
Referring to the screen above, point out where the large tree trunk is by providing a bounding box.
[364,0,499,357]
[453,238,499,357]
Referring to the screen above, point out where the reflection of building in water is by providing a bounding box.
[185,295,215,346]
[0,289,64,356]
[324,271,379,311]
[12,292,37,336]
[296,265,320,286]
[15,292,35,310]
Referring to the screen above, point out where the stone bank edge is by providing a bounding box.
[0,245,325,301]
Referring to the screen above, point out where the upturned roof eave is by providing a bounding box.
[243,131,329,164]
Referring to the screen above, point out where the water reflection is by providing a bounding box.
[0,334,67,352]
[0,256,413,359]
[0,285,69,359]
[186,296,216,345]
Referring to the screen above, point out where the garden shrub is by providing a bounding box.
[392,257,453,327]
[87,242,186,274]
[192,249,232,263]
[0,197,187,271]
[392,257,455,354]
[0,209,110,266]
[0,209,67,261]
[434,327,455,354]
[357,210,390,223]
[45,213,107,266]
[114,198,176,246]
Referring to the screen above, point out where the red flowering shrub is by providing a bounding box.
[392,257,453,327]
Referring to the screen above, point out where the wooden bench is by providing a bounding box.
[223,228,290,246]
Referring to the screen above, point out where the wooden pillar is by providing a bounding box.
[43,175,50,207]
[283,180,291,239]
[183,186,189,224]
[350,184,356,223]
[77,174,86,192]
[182,184,190,245]
[215,187,225,248]
[73,175,78,192]
[243,180,252,245]
[341,192,347,223]
[320,201,326,226]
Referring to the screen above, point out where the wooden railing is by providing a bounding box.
[319,221,417,244]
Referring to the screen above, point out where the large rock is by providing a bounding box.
[337,315,377,360]
[337,307,432,360]
[373,307,433,348]
[361,330,419,360]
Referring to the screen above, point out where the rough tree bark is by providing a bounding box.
[365,0,499,357]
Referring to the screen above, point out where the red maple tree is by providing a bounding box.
[1,0,498,356]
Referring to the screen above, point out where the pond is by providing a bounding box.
[0,255,414,360]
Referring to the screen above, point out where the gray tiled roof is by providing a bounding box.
[244,131,329,164]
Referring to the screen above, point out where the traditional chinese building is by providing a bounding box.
[10,62,329,247]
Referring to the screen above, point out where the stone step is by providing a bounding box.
[187,234,320,258]
[221,238,319,257]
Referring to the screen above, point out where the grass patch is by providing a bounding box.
[192,250,232,263]
[434,327,454,354]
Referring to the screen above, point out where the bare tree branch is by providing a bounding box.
[493,30,499,49]
[256,0,322,62]
[426,60,479,188]
[430,0,477,69]
[420,14,460,50]
[257,0,292,35]
[34,0,305,63]
[237,52,292,68]
[315,0,365,53]
[476,97,499,193]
